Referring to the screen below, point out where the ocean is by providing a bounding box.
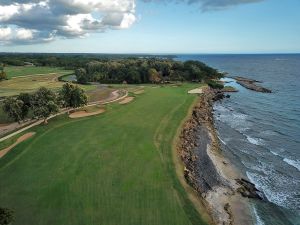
[177,54,300,225]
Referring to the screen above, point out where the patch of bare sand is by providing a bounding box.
[0,132,35,158]
[188,87,204,94]
[69,109,105,119]
[119,97,135,105]
[134,90,144,95]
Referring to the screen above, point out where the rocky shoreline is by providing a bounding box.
[178,88,265,225]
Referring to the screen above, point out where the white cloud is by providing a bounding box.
[120,13,136,29]
[0,27,12,40]
[16,28,34,40]
[0,0,137,44]
[0,5,20,21]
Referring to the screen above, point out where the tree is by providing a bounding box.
[2,97,24,123]
[31,87,59,124]
[17,93,32,119]
[0,207,14,225]
[148,68,162,84]
[75,68,88,84]
[0,64,7,81]
[59,83,88,109]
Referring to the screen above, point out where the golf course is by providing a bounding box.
[5,66,71,79]
[0,84,208,225]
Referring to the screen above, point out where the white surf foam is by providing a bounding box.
[253,206,265,225]
[218,136,227,145]
[246,171,287,207]
[270,151,279,156]
[283,158,300,171]
[246,136,264,146]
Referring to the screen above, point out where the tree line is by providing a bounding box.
[0,53,174,70]
[2,83,87,124]
[75,59,223,84]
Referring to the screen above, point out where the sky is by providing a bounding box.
[0,0,299,53]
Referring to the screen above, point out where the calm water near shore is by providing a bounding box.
[177,54,300,225]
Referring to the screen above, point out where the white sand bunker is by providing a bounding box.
[119,97,135,105]
[69,109,105,119]
[0,132,35,158]
[134,90,144,95]
[188,88,204,94]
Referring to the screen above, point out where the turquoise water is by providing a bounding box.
[178,54,300,225]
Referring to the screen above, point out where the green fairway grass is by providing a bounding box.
[5,66,72,79]
[0,84,208,225]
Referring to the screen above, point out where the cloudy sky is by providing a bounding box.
[0,0,299,53]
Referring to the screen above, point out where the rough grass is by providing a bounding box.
[0,132,24,150]
[86,87,115,103]
[0,84,208,225]
[0,73,96,97]
[5,66,72,79]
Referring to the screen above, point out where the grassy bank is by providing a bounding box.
[0,84,208,225]
[5,66,72,79]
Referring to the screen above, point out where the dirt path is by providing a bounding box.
[0,132,35,158]
[0,120,37,138]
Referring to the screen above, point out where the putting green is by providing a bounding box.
[0,84,207,225]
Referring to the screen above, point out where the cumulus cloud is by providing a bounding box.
[143,0,264,11]
[0,0,136,44]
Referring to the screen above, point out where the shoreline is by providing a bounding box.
[177,88,259,225]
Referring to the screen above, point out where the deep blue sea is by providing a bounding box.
[177,54,300,225]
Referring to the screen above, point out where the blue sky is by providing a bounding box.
[0,0,299,53]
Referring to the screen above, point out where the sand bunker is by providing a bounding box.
[0,132,35,158]
[119,97,135,105]
[188,88,204,94]
[134,90,144,95]
[69,109,105,119]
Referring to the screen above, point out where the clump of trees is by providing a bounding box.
[0,64,7,81]
[75,68,88,84]
[2,83,87,124]
[75,59,223,85]
[207,80,224,89]
[59,83,88,109]
[0,207,14,225]
[30,87,59,124]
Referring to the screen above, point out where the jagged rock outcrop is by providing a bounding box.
[233,77,272,93]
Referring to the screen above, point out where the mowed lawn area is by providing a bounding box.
[0,84,207,225]
[5,66,72,79]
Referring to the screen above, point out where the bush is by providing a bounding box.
[207,80,224,89]
[0,207,14,225]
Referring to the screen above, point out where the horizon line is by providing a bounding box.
[0,52,300,55]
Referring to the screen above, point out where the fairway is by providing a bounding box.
[0,84,207,225]
[5,66,72,79]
